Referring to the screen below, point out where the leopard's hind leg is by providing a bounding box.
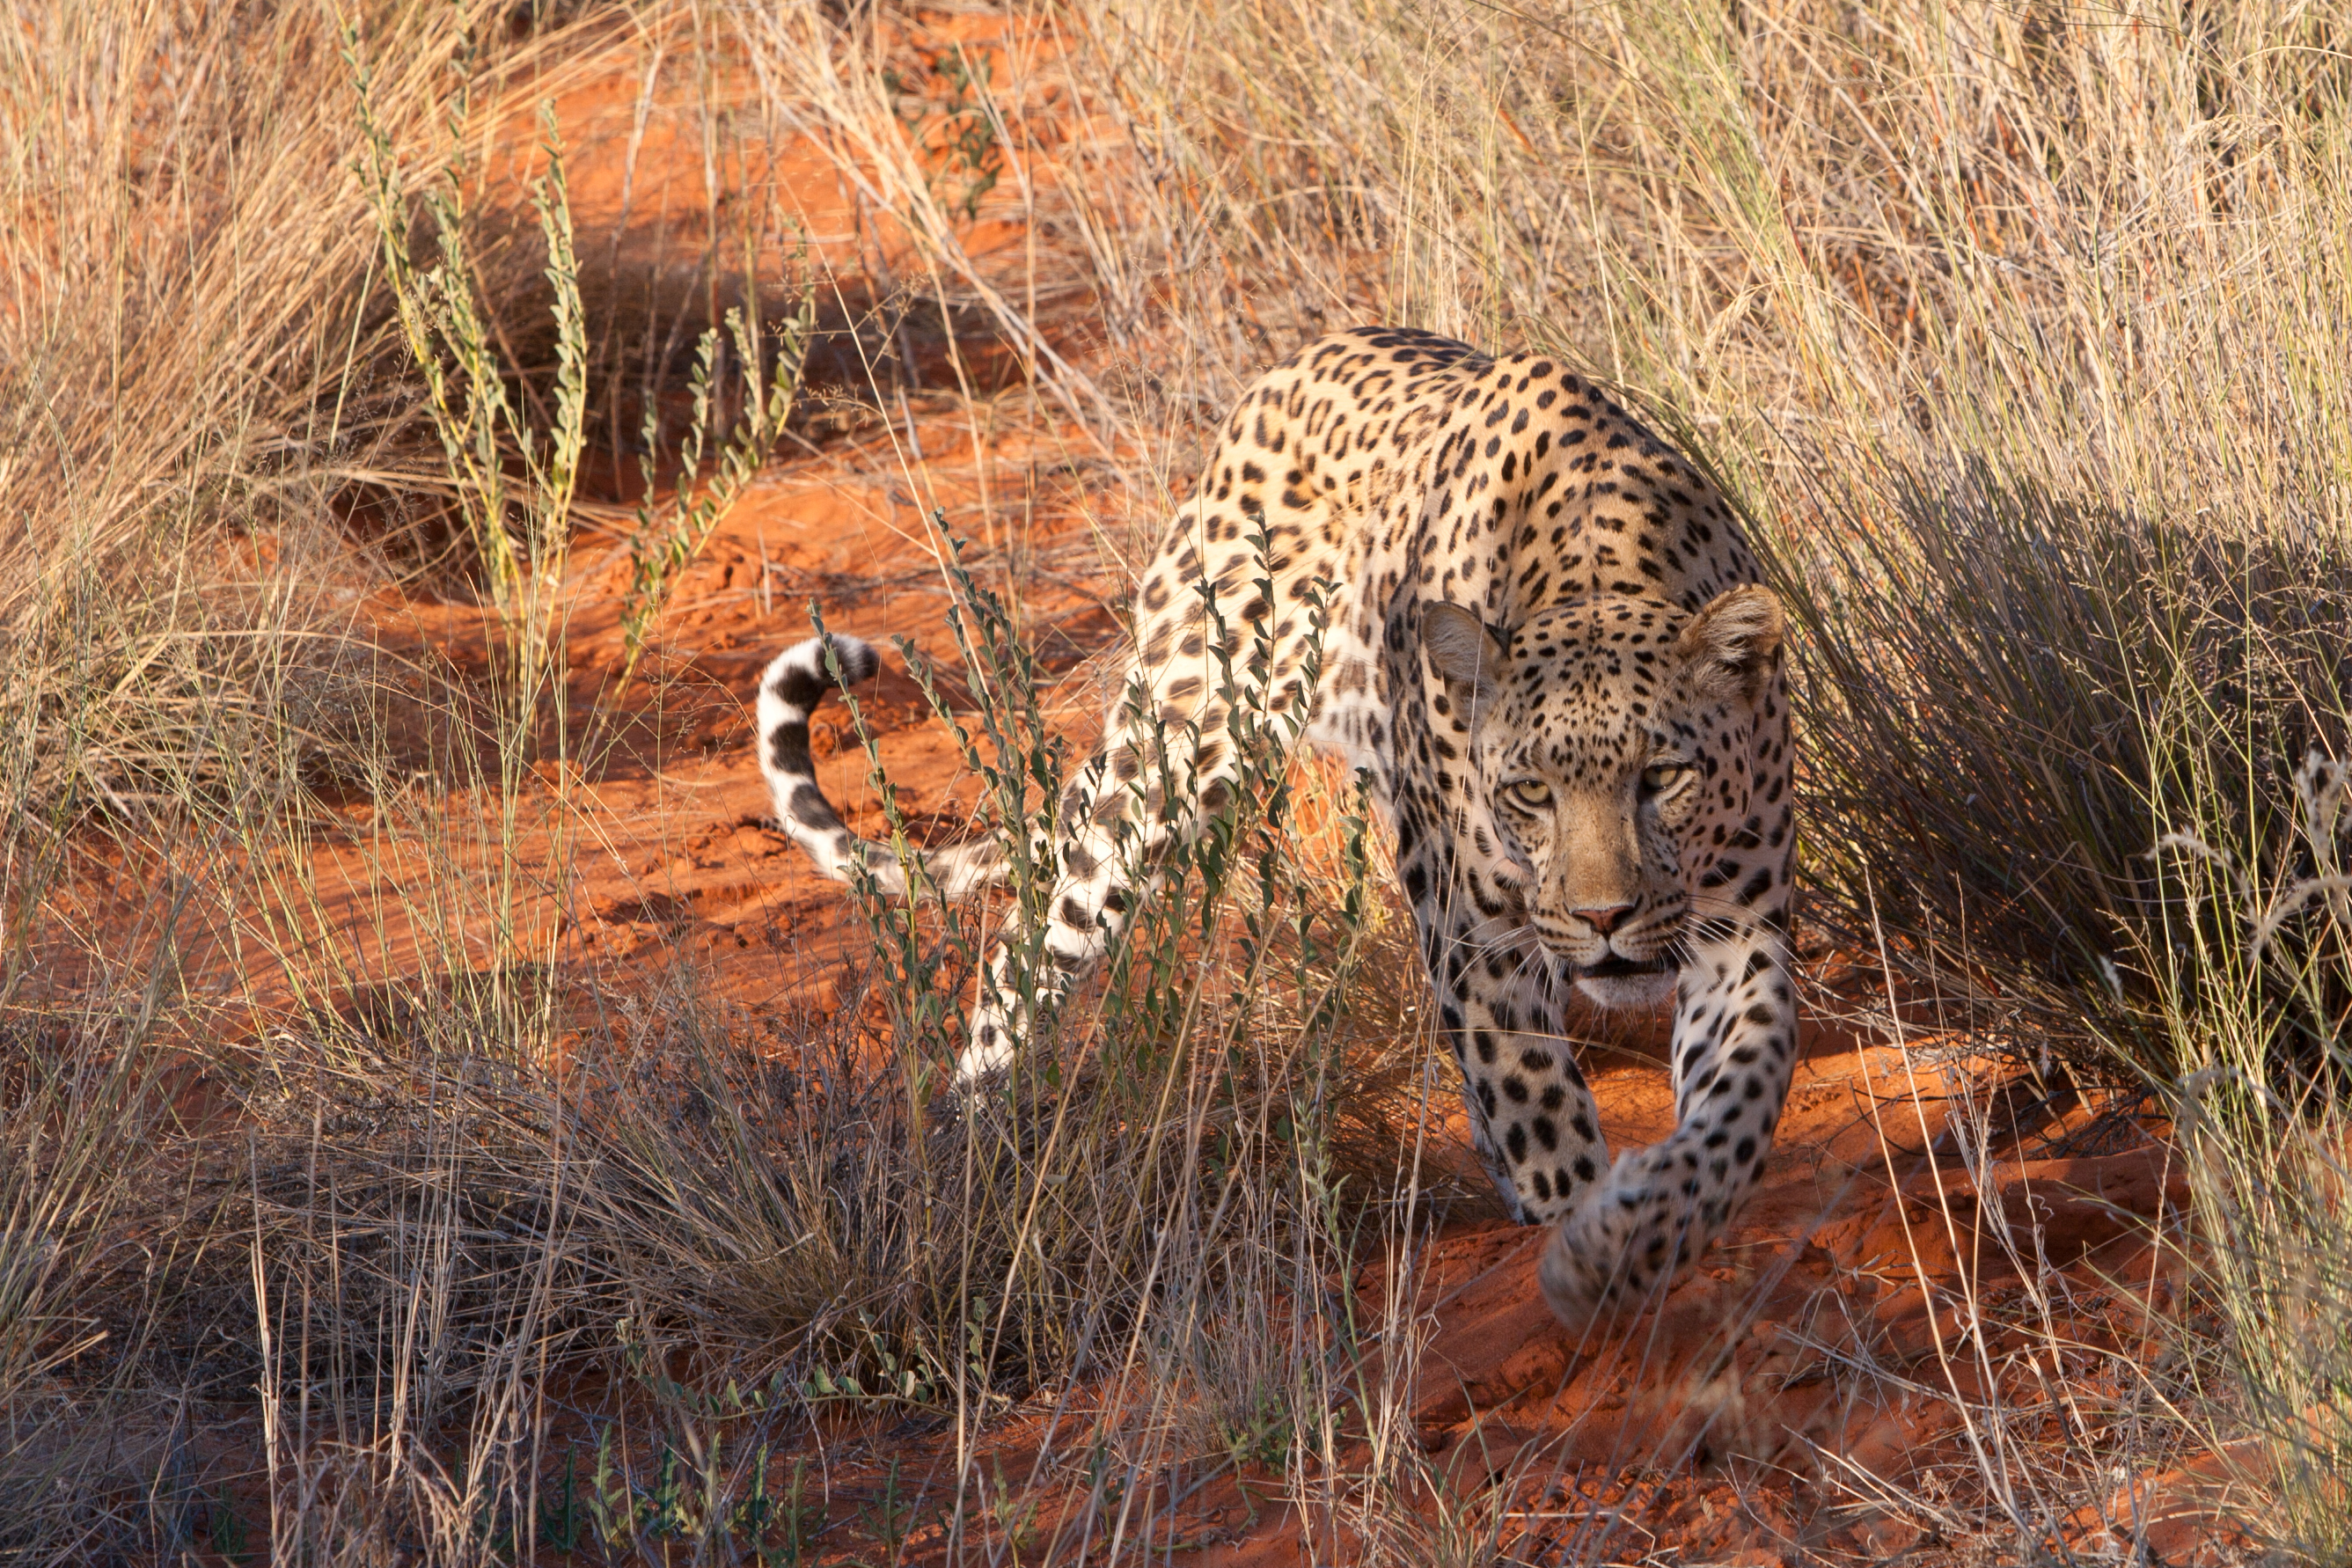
[954,591,1339,1083]
[951,740,1146,1081]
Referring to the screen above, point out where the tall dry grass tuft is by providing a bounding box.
[11,4,364,814]
[2157,751,2352,1561]
[0,1022,187,1561]
[0,1,620,987]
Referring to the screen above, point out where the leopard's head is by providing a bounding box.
[1421,586,1784,1007]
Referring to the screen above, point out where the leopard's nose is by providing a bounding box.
[1574,904,1635,935]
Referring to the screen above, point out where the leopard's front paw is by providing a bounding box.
[1539,1155,1662,1337]
[1537,1221,1609,1337]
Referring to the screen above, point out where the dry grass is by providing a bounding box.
[4,0,2351,1561]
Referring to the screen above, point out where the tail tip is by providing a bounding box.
[815,632,881,687]
[765,632,881,703]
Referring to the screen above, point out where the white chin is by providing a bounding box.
[1576,971,1677,1009]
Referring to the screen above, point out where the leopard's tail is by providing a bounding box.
[757,634,1005,898]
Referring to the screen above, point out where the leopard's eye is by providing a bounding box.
[1640,762,1689,794]
[1508,778,1553,808]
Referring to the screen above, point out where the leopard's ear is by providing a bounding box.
[1420,600,1509,720]
[1675,584,1784,704]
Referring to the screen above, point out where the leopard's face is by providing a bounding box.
[1423,587,1785,1007]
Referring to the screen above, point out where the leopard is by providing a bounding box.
[755,326,1796,1334]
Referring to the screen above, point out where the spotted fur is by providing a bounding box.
[758,327,1797,1331]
